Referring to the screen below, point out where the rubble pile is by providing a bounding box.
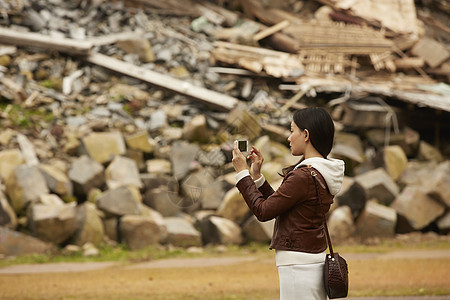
[0,0,449,257]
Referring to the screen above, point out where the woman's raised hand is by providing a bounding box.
[232,141,249,173]
[249,146,264,180]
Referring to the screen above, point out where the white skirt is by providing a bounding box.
[278,262,327,300]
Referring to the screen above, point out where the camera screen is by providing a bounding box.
[238,140,247,152]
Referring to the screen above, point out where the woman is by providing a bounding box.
[232,107,345,300]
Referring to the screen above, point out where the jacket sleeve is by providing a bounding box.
[258,180,275,199]
[236,171,308,222]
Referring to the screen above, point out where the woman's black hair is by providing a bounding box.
[280,107,335,176]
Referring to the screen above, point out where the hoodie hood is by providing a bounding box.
[296,157,345,195]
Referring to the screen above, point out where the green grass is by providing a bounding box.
[2,237,449,269]
[0,242,270,268]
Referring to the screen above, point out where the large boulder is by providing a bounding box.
[355,168,399,206]
[331,132,365,174]
[373,145,408,181]
[391,186,445,230]
[242,215,274,243]
[6,165,49,214]
[38,163,73,196]
[328,206,355,243]
[143,186,181,217]
[335,177,366,219]
[355,200,397,239]
[119,207,167,250]
[68,155,105,197]
[27,202,78,244]
[105,156,143,190]
[217,188,250,225]
[0,227,56,256]
[70,202,105,247]
[163,216,202,247]
[170,141,200,179]
[96,186,141,216]
[0,149,24,182]
[0,191,17,229]
[422,161,450,207]
[199,215,243,245]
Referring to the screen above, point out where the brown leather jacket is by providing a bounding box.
[236,166,333,253]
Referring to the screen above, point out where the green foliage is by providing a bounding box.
[0,104,55,129]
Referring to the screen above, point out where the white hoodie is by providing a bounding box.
[296,157,345,195]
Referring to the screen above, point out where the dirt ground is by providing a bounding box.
[0,248,450,300]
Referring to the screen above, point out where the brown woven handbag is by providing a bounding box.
[311,169,349,299]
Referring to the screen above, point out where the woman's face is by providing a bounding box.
[288,121,307,156]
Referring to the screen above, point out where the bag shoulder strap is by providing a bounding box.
[310,168,334,256]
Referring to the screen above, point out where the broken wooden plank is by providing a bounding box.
[86,53,238,111]
[0,27,93,55]
[253,20,290,41]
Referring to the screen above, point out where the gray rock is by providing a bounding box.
[398,161,437,188]
[0,227,56,257]
[140,173,178,192]
[422,161,450,207]
[163,217,202,247]
[170,141,200,179]
[331,132,365,173]
[105,156,143,189]
[6,165,49,214]
[143,186,181,217]
[199,215,243,245]
[391,186,445,230]
[70,202,105,247]
[27,202,78,245]
[328,206,355,243]
[103,217,119,242]
[119,209,167,250]
[68,155,105,196]
[148,109,167,131]
[355,200,397,239]
[242,215,274,243]
[0,191,17,229]
[217,187,250,225]
[355,168,399,206]
[81,131,126,164]
[97,186,141,217]
[38,163,73,196]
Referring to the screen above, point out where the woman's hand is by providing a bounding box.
[249,146,264,180]
[232,141,248,173]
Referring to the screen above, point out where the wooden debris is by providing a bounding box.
[211,41,304,78]
[253,20,290,42]
[0,27,93,55]
[86,53,238,112]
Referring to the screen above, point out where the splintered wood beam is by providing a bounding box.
[0,27,93,55]
[253,20,290,41]
[86,53,238,111]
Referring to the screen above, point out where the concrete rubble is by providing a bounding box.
[0,0,449,256]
